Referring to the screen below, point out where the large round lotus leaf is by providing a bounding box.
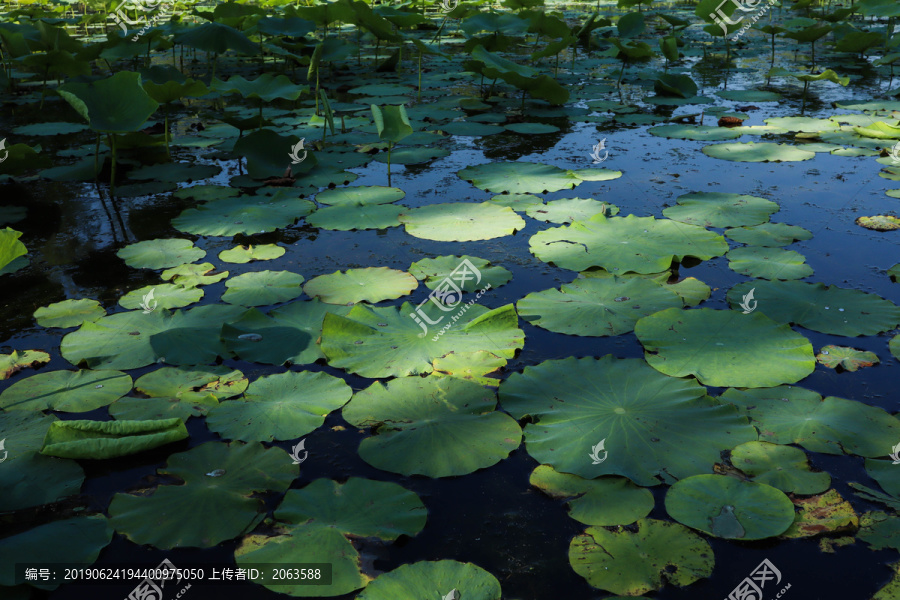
[135,365,248,401]
[662,192,778,228]
[119,284,204,311]
[569,519,713,596]
[504,122,559,134]
[577,270,710,307]
[61,305,246,370]
[530,465,653,526]
[0,516,112,590]
[356,561,501,600]
[529,214,728,273]
[0,350,50,380]
[222,270,305,306]
[303,267,417,305]
[858,512,900,553]
[109,395,219,422]
[634,307,815,388]
[731,441,831,494]
[116,238,205,269]
[58,71,159,134]
[408,255,511,292]
[725,223,813,247]
[161,262,229,287]
[857,215,900,231]
[237,478,426,597]
[569,168,623,182]
[647,124,743,141]
[498,356,756,486]
[219,244,285,264]
[172,194,315,236]
[517,277,682,336]
[726,280,900,336]
[321,303,524,378]
[0,369,132,412]
[702,142,816,162]
[431,350,507,387]
[457,161,582,194]
[764,116,840,133]
[722,386,900,457]
[373,146,451,164]
[891,335,900,360]
[726,246,813,280]
[525,197,619,223]
[212,73,307,102]
[33,299,105,328]
[865,459,900,497]
[489,193,545,211]
[665,475,795,540]
[207,371,352,442]
[399,203,525,241]
[717,90,782,102]
[108,442,296,549]
[442,121,505,136]
[315,186,405,206]
[233,129,317,180]
[342,376,521,477]
[306,204,405,230]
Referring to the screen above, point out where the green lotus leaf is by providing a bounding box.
[779,489,857,539]
[654,73,698,98]
[722,386,900,456]
[717,90,783,102]
[569,168,623,182]
[314,185,405,206]
[356,560,501,600]
[892,335,900,360]
[668,277,712,307]
[889,263,900,282]
[647,124,743,141]
[530,214,728,273]
[488,193,544,211]
[727,280,900,336]
[725,223,813,246]
[0,369,132,412]
[135,365,248,401]
[219,244,285,264]
[498,356,757,486]
[161,262,229,287]
[33,298,105,328]
[530,465,654,526]
[441,121,506,136]
[371,146,451,165]
[663,192,778,228]
[173,185,241,201]
[764,116,840,133]
[458,161,582,194]
[233,129,317,180]
[816,345,879,371]
[306,204,405,230]
[12,122,89,136]
[431,350,507,387]
[665,474,795,539]
[212,73,308,102]
[517,277,682,336]
[702,142,816,162]
[127,162,222,183]
[730,441,831,494]
[172,193,315,237]
[58,72,159,133]
[634,307,815,387]
[109,394,219,422]
[504,122,560,134]
[371,104,413,144]
[119,284,204,311]
[0,516,112,590]
[409,255,512,292]
[857,215,900,231]
[342,375,521,477]
[109,442,296,549]
[859,512,900,552]
[207,371,352,442]
[399,202,525,241]
[236,478,426,597]
[853,121,900,139]
[525,197,619,223]
[173,21,258,55]
[142,77,209,105]
[40,418,188,459]
[322,302,524,378]
[222,270,305,306]
[303,267,417,305]
[61,305,246,370]
[768,67,849,85]
[569,519,713,595]
[726,246,814,280]
[0,227,27,271]
[0,350,50,381]
[864,458,900,497]
[116,238,205,270]
[467,45,569,104]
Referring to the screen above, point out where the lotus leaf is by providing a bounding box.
[442,121,506,136]
[702,142,816,162]
[172,193,315,237]
[0,369,131,412]
[409,255,512,292]
[765,116,840,132]
[58,72,159,134]
[116,238,205,270]
[213,73,308,102]
[569,168,623,182]
[663,192,778,228]
[634,307,815,387]
[665,474,795,539]
[173,22,258,55]
[33,298,105,329]
[458,161,582,194]
[314,185,405,206]
[40,418,188,459]
[647,124,743,141]
[498,356,756,485]
[222,270,305,306]
[892,335,900,360]
[779,489,857,539]
[717,90,783,102]
[529,214,728,273]
[343,375,521,477]
[857,215,900,231]
[816,345,879,371]
[119,284,204,311]
[219,244,285,264]
[0,350,50,380]
[233,129,317,180]
[303,267,417,305]
[371,146,450,165]
[431,351,507,387]
[135,365,248,401]
[489,193,544,211]
[569,519,713,595]
[867,459,900,498]
[108,442,296,549]
[161,262,229,287]
[730,441,831,494]
[399,202,525,241]
[307,204,405,230]
[859,512,900,551]
[109,395,219,423]
[725,223,813,247]
[127,162,222,183]
[524,198,618,223]
[0,227,27,271]
[726,246,814,280]
[356,560,501,600]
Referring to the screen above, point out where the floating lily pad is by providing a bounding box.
[116,238,206,270]
[399,202,525,241]
[314,186,405,206]
[303,267,417,305]
[0,369,132,412]
[219,244,285,264]
[859,512,900,552]
[730,441,831,495]
[765,116,840,132]
[726,246,813,280]
[372,146,450,164]
[109,395,219,422]
[441,121,505,136]
[504,122,559,134]
[634,308,815,387]
[207,371,352,442]
[135,365,248,401]
[488,193,544,211]
[662,192,778,228]
[569,169,623,182]
[40,418,189,459]
[306,204,405,230]
[665,474,795,540]
[408,255,511,292]
[431,351,507,387]
[524,198,619,223]
[161,262,229,287]
[12,121,89,136]
[725,223,813,246]
[222,270,305,306]
[517,277,682,336]
[108,442,296,549]
[569,519,713,596]
[816,345,879,371]
[0,350,50,380]
[119,284,204,311]
[498,356,756,485]
[857,215,900,231]
[702,142,816,162]
[172,194,315,237]
[779,489,857,539]
[647,124,742,141]
[458,161,582,194]
[892,335,900,361]
[356,561,501,600]
[33,299,106,328]
[717,90,783,102]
